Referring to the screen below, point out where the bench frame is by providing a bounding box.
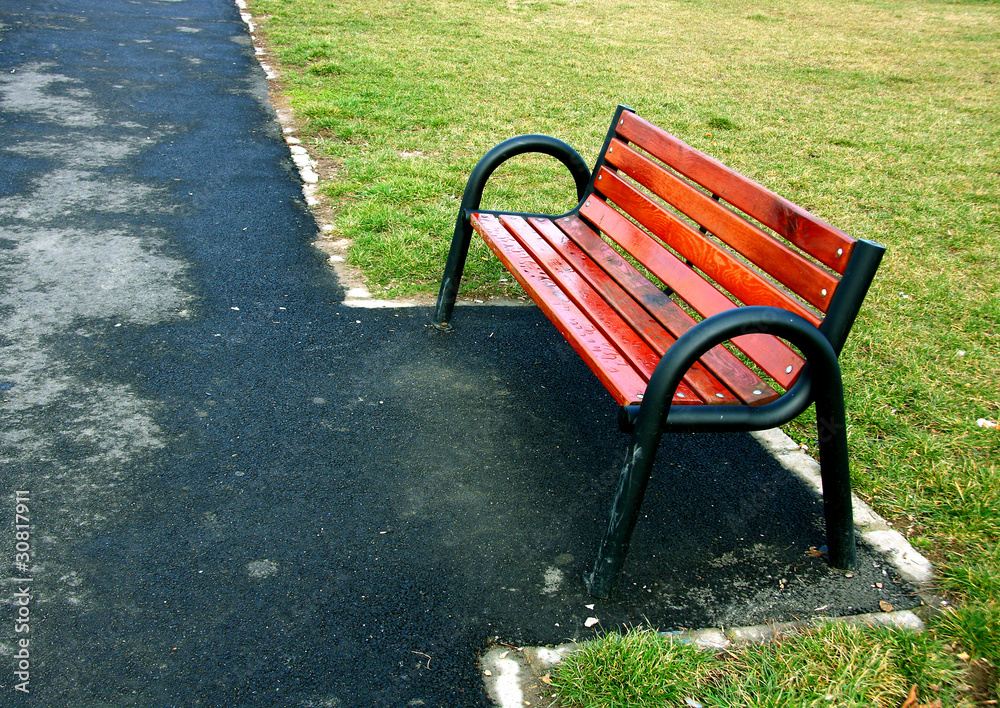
[433,105,885,598]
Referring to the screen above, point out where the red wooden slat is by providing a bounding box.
[594,167,822,327]
[498,215,702,404]
[470,213,647,406]
[576,199,805,389]
[527,216,742,405]
[553,215,787,401]
[615,111,856,273]
[498,216,659,377]
[603,142,840,312]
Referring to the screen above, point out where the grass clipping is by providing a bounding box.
[552,624,971,708]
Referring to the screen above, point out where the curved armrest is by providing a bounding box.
[457,134,591,217]
[624,307,842,435]
[594,309,858,599]
[433,135,590,329]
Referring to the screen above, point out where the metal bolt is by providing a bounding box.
[585,201,591,207]
[716,393,725,398]
[753,390,762,395]
[821,288,828,297]
[677,393,686,398]
[786,365,794,374]
[636,393,644,400]
[837,248,843,257]
[619,119,624,125]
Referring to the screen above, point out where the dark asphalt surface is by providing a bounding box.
[0,1,920,705]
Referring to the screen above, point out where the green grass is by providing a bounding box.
[552,628,717,707]
[553,624,972,707]
[247,0,999,701]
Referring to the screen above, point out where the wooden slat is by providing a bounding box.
[595,167,822,326]
[527,216,744,405]
[576,199,805,389]
[554,215,789,400]
[615,111,856,273]
[498,216,659,377]
[602,143,840,312]
[498,215,702,404]
[470,213,646,406]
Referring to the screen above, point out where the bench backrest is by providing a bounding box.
[578,106,884,391]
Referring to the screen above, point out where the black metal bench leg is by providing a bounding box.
[432,212,473,330]
[584,429,663,598]
[815,373,857,570]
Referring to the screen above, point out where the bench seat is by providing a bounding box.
[472,211,786,407]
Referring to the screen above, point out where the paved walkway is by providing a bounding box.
[0,1,921,705]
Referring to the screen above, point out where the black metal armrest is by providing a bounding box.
[432,135,590,330]
[620,306,841,435]
[591,307,858,598]
[457,134,591,218]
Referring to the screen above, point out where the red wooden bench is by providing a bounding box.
[433,106,885,598]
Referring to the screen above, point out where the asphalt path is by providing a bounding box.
[0,1,920,705]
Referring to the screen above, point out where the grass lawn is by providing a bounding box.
[246,0,998,703]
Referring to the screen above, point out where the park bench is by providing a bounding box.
[432,106,885,598]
